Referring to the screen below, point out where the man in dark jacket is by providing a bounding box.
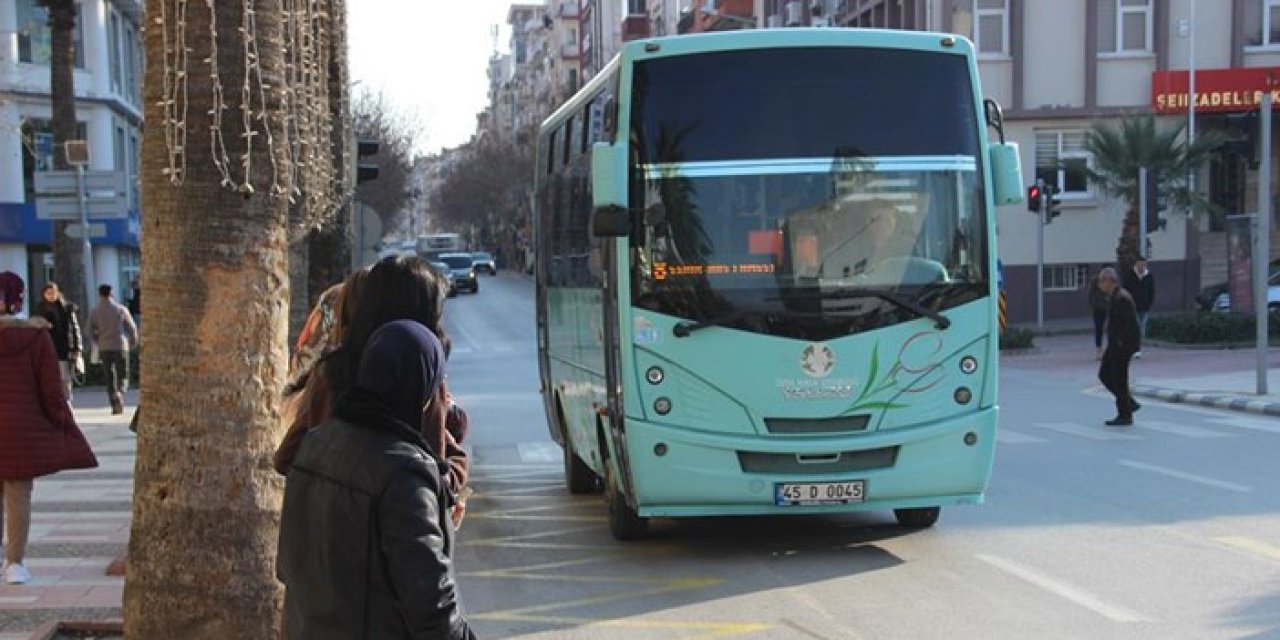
[1122,257,1154,357]
[1097,267,1141,426]
[278,320,475,640]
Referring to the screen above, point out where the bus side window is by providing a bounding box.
[546,131,557,175]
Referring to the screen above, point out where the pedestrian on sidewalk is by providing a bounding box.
[36,282,83,401]
[1096,267,1141,426]
[1123,257,1155,358]
[89,284,139,414]
[278,320,476,640]
[1087,267,1111,361]
[0,272,98,586]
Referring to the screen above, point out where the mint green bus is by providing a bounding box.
[534,28,1024,540]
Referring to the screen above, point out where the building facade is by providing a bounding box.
[0,0,144,307]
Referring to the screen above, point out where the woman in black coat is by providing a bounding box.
[36,282,82,401]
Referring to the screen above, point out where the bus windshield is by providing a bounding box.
[628,47,986,341]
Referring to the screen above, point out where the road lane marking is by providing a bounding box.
[1214,537,1280,562]
[1137,420,1233,439]
[996,429,1048,444]
[1034,422,1140,441]
[975,554,1153,623]
[518,442,563,463]
[1118,460,1252,493]
[469,463,560,471]
[464,524,601,546]
[466,513,605,522]
[467,614,770,639]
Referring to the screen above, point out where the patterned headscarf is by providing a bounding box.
[0,271,24,315]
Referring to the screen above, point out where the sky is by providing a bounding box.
[347,1,515,156]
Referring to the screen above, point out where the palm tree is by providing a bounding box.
[123,2,293,636]
[1082,115,1225,269]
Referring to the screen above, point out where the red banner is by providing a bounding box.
[1151,67,1280,114]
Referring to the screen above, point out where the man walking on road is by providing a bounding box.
[1123,257,1154,357]
[89,285,138,415]
[1096,267,1141,426]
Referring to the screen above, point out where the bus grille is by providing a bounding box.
[737,446,898,475]
[764,415,871,434]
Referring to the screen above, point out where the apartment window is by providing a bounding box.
[1035,130,1092,198]
[16,0,85,67]
[125,24,140,103]
[627,0,647,14]
[1098,0,1152,53]
[1043,265,1091,292]
[952,0,1008,55]
[109,13,122,91]
[1245,0,1280,47]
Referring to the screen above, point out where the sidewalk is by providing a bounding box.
[0,390,135,638]
[1004,333,1280,417]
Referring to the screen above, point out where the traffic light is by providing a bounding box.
[356,139,379,185]
[1142,169,1163,231]
[1046,186,1062,222]
[1027,185,1043,212]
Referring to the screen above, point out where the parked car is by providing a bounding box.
[471,251,497,275]
[439,252,480,294]
[1198,259,1280,310]
[1210,269,1280,312]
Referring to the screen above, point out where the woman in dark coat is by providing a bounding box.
[278,320,475,639]
[36,282,83,401]
[0,272,97,585]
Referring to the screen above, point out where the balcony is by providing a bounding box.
[559,0,580,19]
[621,14,650,42]
[561,42,580,59]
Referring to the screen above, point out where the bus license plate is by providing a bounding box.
[775,480,865,506]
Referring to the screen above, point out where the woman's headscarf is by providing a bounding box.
[356,320,446,429]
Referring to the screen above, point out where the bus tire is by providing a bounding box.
[894,507,941,528]
[564,441,599,495]
[603,463,648,540]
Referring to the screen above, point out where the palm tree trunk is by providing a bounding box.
[1117,206,1141,270]
[307,0,353,301]
[124,1,290,636]
[44,0,86,317]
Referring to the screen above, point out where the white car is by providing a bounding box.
[1212,271,1280,312]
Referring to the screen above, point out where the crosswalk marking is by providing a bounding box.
[1118,459,1252,493]
[996,429,1048,444]
[1136,420,1232,439]
[1207,416,1280,436]
[1034,422,1140,441]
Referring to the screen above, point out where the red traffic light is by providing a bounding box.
[1028,185,1041,200]
[1027,185,1043,212]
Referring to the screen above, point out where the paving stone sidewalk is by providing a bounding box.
[0,390,135,637]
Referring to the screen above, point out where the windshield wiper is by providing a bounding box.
[773,287,951,330]
[672,311,751,338]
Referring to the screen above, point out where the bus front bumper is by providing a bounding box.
[624,409,997,518]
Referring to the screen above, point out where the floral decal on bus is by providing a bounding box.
[842,331,946,414]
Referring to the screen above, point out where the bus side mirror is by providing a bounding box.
[591,142,629,237]
[988,142,1024,205]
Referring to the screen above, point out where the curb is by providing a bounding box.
[1131,384,1280,417]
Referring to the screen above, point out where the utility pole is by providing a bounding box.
[1037,179,1046,330]
[1256,91,1272,395]
[1139,166,1149,251]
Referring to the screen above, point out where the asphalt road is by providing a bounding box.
[442,273,1280,640]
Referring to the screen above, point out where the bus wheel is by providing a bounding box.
[604,468,648,541]
[564,442,599,495]
[894,507,941,528]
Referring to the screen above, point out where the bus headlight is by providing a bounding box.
[654,397,673,415]
[645,366,665,385]
[959,356,978,374]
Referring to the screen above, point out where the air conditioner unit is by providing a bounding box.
[766,14,784,28]
[785,1,803,26]
[811,16,832,27]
